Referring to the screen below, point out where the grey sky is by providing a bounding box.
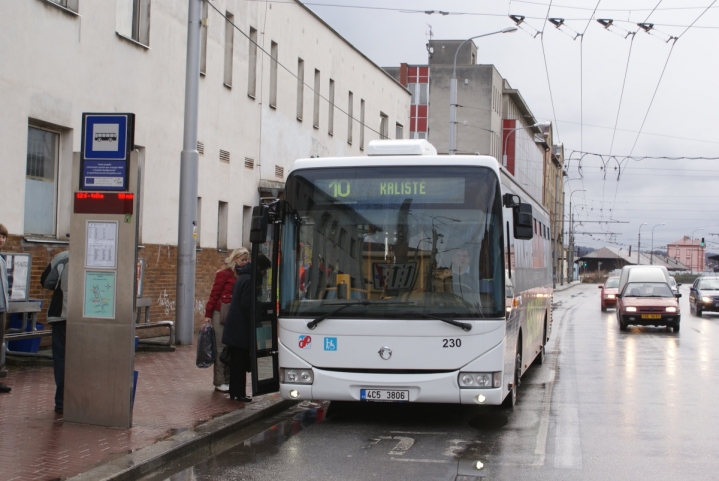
[305,0,719,253]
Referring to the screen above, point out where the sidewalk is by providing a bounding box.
[0,338,288,481]
[554,280,581,292]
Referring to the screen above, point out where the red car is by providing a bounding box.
[599,276,620,311]
[616,281,681,332]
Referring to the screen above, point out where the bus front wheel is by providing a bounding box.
[502,351,521,409]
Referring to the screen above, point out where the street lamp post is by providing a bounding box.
[691,228,704,274]
[502,121,550,169]
[637,223,647,265]
[568,189,586,282]
[650,223,665,265]
[449,26,517,155]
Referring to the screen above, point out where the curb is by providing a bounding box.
[67,394,297,481]
[554,281,581,292]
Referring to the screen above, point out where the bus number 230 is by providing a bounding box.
[443,339,462,348]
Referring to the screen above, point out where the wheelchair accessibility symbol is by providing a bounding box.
[324,337,337,351]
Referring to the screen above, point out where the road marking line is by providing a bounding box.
[390,458,450,463]
[389,431,448,435]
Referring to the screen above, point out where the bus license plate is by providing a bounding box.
[641,314,662,319]
[360,389,409,402]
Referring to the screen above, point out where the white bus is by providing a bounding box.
[248,140,553,407]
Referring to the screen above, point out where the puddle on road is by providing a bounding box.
[139,401,329,481]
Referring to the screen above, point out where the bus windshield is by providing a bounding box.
[279,166,505,319]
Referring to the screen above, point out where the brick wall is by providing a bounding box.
[3,235,227,334]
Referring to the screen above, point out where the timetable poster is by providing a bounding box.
[86,221,118,269]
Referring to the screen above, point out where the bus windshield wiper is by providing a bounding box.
[405,311,472,332]
[307,300,412,330]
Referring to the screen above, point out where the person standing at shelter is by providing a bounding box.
[222,254,271,403]
[0,224,12,393]
[41,250,69,414]
[204,247,248,393]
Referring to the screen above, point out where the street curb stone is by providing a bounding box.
[66,394,296,481]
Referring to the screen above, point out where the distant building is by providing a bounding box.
[667,237,705,272]
[576,246,689,273]
[384,40,565,285]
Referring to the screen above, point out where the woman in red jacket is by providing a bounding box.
[204,247,249,392]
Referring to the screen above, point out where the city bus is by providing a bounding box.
[247,139,553,407]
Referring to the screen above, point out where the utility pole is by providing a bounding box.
[637,223,647,265]
[176,0,202,345]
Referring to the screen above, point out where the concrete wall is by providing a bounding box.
[0,0,409,327]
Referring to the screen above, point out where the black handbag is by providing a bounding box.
[219,346,231,365]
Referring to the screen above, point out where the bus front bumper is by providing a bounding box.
[280,368,506,405]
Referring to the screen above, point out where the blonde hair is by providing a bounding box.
[225,247,250,270]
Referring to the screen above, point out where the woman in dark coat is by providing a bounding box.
[222,254,271,402]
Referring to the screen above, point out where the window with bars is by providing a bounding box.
[244,157,254,169]
[223,11,234,87]
[197,141,204,154]
[275,165,284,179]
[269,41,278,108]
[116,0,151,46]
[25,126,59,235]
[297,58,304,120]
[219,150,230,163]
[248,27,258,98]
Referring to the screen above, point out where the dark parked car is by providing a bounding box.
[616,281,681,332]
[689,276,719,317]
[598,276,620,311]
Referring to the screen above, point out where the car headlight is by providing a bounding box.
[702,296,712,303]
[605,294,615,299]
[666,307,677,313]
[458,372,501,389]
[625,307,637,312]
[281,368,314,384]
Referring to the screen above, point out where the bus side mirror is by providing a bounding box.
[250,204,269,243]
[513,203,533,240]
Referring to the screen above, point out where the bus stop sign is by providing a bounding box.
[80,113,135,191]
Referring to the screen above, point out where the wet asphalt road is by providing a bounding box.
[141,283,719,480]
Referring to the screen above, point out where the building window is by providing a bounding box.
[199,0,208,75]
[242,206,252,249]
[409,83,428,105]
[223,12,234,87]
[347,91,353,144]
[313,69,321,129]
[116,0,151,46]
[297,58,304,120]
[47,0,79,13]
[328,79,335,136]
[396,123,403,140]
[360,99,365,150]
[218,201,229,251]
[25,126,59,235]
[269,41,278,108]
[247,27,258,97]
[379,112,389,140]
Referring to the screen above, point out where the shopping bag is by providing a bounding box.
[196,324,216,368]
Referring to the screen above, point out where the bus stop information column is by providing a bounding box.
[65,113,138,428]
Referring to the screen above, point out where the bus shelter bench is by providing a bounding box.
[135,320,175,346]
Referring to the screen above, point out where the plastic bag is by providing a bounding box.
[196,324,216,368]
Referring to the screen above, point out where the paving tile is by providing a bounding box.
[0,338,255,481]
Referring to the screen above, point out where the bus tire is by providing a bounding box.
[533,320,547,366]
[502,351,521,409]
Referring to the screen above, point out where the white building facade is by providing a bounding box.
[0,0,409,324]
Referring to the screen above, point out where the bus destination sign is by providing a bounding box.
[314,177,465,203]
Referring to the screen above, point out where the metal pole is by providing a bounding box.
[176,0,202,345]
[650,223,664,265]
[448,27,517,155]
[568,189,585,282]
[637,223,647,265]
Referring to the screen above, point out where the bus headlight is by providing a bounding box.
[459,372,501,389]
[281,368,314,384]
